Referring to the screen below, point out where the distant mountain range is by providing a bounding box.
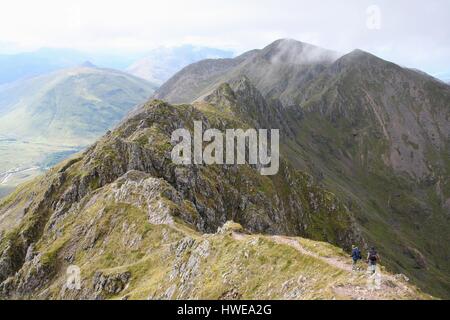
[126,45,234,85]
[0,48,144,85]
[0,45,233,88]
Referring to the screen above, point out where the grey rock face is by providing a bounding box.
[93,271,131,296]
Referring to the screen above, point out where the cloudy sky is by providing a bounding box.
[0,0,449,79]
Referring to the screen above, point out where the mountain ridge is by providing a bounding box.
[154,39,450,297]
[154,39,340,106]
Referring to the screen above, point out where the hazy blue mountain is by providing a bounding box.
[127,45,234,85]
[0,48,145,85]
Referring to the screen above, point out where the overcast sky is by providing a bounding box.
[0,0,449,79]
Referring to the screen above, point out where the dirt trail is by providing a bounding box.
[271,235,353,272]
[231,232,417,300]
[232,232,352,272]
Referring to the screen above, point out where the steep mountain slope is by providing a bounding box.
[283,50,450,297]
[154,39,450,297]
[127,45,233,85]
[0,65,156,198]
[0,100,428,300]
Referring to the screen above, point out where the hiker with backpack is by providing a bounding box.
[350,245,362,271]
[367,247,380,274]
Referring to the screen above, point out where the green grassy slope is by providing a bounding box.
[0,66,156,145]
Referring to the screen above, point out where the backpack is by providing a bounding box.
[353,248,362,260]
[369,250,378,262]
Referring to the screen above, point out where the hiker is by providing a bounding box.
[350,245,362,271]
[367,247,380,274]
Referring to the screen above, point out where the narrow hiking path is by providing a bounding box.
[271,235,353,273]
[231,232,422,300]
[232,232,352,273]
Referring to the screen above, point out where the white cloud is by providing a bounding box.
[0,0,449,75]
